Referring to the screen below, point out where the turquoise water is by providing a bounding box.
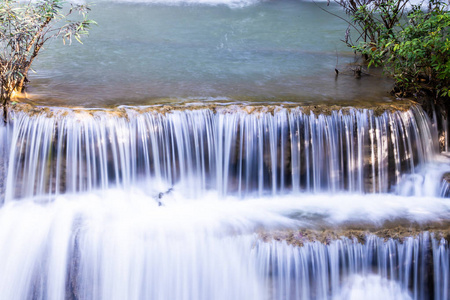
[29,0,393,106]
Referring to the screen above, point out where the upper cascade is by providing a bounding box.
[0,103,439,201]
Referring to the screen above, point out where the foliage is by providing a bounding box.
[335,0,410,46]
[353,1,450,98]
[0,0,95,119]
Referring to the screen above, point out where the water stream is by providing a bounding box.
[1,0,449,299]
[0,103,449,299]
[3,104,438,200]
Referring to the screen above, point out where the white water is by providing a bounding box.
[0,104,449,299]
[256,233,449,300]
[333,275,414,300]
[3,0,448,297]
[441,180,450,197]
[0,189,448,300]
[3,105,440,200]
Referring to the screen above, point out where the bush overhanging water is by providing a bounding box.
[0,0,95,121]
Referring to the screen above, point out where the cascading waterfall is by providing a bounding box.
[0,194,448,300]
[441,178,450,197]
[2,104,438,201]
[0,103,449,300]
[255,232,449,300]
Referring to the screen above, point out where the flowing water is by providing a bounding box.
[1,103,449,299]
[2,104,439,199]
[2,0,450,299]
[256,233,449,300]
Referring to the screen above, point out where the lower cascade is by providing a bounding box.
[257,232,449,300]
[0,102,449,300]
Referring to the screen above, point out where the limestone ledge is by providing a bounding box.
[259,221,450,247]
[4,98,419,119]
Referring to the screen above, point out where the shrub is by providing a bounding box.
[0,0,95,120]
[335,0,410,46]
[355,0,450,98]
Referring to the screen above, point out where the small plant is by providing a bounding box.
[0,0,96,121]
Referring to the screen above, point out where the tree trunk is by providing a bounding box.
[1,80,13,124]
[1,89,8,124]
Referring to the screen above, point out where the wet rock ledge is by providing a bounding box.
[6,98,419,118]
[259,221,450,247]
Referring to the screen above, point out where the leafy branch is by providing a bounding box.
[0,0,96,122]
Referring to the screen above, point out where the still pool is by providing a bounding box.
[28,0,393,107]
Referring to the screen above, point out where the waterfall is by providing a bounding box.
[0,193,447,300]
[255,233,449,300]
[0,103,449,300]
[441,180,450,197]
[2,104,438,201]
[0,194,263,300]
